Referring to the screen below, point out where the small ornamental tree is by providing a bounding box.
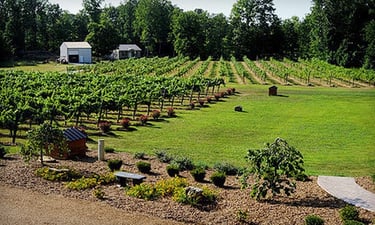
[242,137,305,200]
[21,122,68,165]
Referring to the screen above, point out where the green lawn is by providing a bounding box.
[2,84,374,177]
[85,84,374,177]
[0,61,70,72]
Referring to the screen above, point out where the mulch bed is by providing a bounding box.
[0,151,374,225]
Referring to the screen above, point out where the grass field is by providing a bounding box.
[72,84,374,177]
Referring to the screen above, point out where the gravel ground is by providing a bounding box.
[0,151,374,225]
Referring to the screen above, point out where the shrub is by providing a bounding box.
[126,183,159,200]
[210,171,226,187]
[96,173,116,185]
[152,110,161,120]
[0,144,7,158]
[190,167,206,182]
[213,162,239,176]
[305,215,325,225]
[214,93,221,101]
[134,152,146,159]
[189,102,195,110]
[35,167,81,182]
[198,99,205,107]
[236,209,249,223]
[107,159,123,172]
[120,117,131,129]
[155,177,188,197]
[343,220,365,225]
[206,96,212,103]
[166,164,180,177]
[139,114,148,125]
[98,121,111,133]
[167,107,175,117]
[66,177,99,190]
[243,137,305,200]
[136,161,151,173]
[172,156,194,171]
[93,188,105,199]
[104,147,115,153]
[155,150,173,163]
[339,205,359,221]
[172,186,217,206]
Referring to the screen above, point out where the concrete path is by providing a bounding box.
[317,176,375,212]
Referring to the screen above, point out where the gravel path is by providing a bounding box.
[0,184,185,225]
[318,176,375,212]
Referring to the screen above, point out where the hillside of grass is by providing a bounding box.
[80,84,374,177]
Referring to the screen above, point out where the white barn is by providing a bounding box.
[60,42,92,64]
[112,44,142,60]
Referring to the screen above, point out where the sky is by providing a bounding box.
[49,0,313,20]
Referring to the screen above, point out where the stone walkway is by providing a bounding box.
[317,176,375,212]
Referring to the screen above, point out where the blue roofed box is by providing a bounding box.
[64,127,87,158]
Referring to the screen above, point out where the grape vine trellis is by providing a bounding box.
[0,60,225,143]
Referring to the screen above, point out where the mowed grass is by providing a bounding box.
[0,62,70,73]
[1,84,374,177]
[83,84,374,177]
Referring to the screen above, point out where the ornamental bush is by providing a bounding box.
[242,137,305,200]
[190,167,206,182]
[172,156,194,171]
[166,164,180,177]
[107,159,123,172]
[213,162,239,176]
[136,161,151,173]
[210,171,226,187]
[305,215,325,225]
[339,205,360,221]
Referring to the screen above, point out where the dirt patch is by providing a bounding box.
[1,152,374,225]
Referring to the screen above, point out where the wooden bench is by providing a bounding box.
[114,171,146,186]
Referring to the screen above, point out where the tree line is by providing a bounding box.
[0,0,374,69]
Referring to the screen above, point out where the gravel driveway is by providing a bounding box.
[0,185,185,225]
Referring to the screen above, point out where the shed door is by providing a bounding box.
[69,55,79,63]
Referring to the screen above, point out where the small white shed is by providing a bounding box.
[112,44,142,60]
[60,42,92,64]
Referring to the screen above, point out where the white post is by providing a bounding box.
[98,139,105,161]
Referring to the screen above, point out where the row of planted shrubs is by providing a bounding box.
[35,167,116,190]
[304,205,367,225]
[99,88,236,133]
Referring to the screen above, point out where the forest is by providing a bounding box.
[0,0,374,69]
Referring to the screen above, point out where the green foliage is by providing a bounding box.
[0,144,7,158]
[96,173,116,185]
[343,220,365,225]
[305,215,325,225]
[136,161,151,173]
[190,167,206,182]
[134,152,146,159]
[210,171,226,187]
[93,188,105,200]
[104,147,115,153]
[173,186,217,207]
[339,205,359,221]
[65,177,99,190]
[155,177,188,197]
[22,122,69,164]
[126,183,159,200]
[236,209,249,223]
[107,159,123,172]
[243,137,305,200]
[155,150,173,163]
[166,164,180,177]
[35,167,82,182]
[213,162,239,176]
[171,156,194,171]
